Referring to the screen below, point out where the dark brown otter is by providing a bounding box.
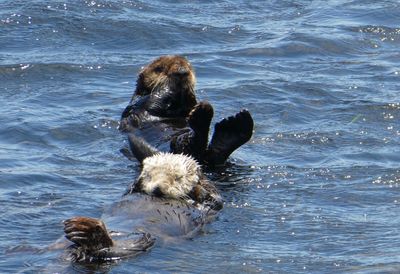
[119,55,254,166]
[120,55,197,130]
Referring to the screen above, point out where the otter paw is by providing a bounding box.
[216,109,253,142]
[64,217,113,250]
[206,109,254,165]
[188,101,214,134]
[171,101,214,159]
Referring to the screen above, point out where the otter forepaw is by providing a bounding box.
[64,217,113,251]
[206,109,254,166]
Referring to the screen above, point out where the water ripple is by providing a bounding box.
[1,0,400,272]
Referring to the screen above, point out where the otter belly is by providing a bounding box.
[101,194,205,240]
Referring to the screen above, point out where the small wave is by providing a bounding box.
[218,35,365,59]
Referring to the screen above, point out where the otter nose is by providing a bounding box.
[174,67,189,77]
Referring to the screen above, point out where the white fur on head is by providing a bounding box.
[139,152,201,199]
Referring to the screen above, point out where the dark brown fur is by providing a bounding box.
[120,55,197,130]
[64,215,155,262]
[64,217,113,252]
[135,55,196,98]
[120,55,254,166]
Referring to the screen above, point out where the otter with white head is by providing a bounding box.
[126,135,223,209]
[120,55,254,166]
[64,135,222,263]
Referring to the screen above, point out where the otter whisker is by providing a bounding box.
[160,76,169,91]
[151,75,168,94]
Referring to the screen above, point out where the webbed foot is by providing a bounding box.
[171,101,213,160]
[205,109,254,166]
[188,101,214,135]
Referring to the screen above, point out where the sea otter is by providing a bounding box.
[64,135,222,262]
[119,55,197,131]
[119,55,254,166]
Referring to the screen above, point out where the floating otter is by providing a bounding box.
[119,55,197,130]
[120,55,254,166]
[64,135,222,262]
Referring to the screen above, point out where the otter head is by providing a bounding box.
[128,134,223,210]
[135,55,196,96]
[126,135,222,210]
[134,55,197,117]
[132,153,222,211]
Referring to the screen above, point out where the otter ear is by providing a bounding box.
[128,134,159,164]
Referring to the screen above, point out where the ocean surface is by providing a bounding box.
[1,0,400,273]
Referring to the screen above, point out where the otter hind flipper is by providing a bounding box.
[187,101,214,134]
[205,109,254,166]
[170,101,213,161]
[128,134,160,164]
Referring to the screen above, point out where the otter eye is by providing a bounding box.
[154,66,163,73]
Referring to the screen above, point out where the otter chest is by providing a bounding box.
[101,194,205,239]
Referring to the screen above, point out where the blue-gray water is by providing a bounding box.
[1,0,400,273]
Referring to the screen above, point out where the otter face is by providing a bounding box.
[133,153,223,210]
[137,153,201,198]
[135,55,196,97]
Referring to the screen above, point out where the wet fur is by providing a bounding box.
[64,140,222,263]
[62,56,251,264]
[135,55,196,98]
[120,55,197,130]
[120,55,254,166]
[127,135,223,210]
[138,153,202,199]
